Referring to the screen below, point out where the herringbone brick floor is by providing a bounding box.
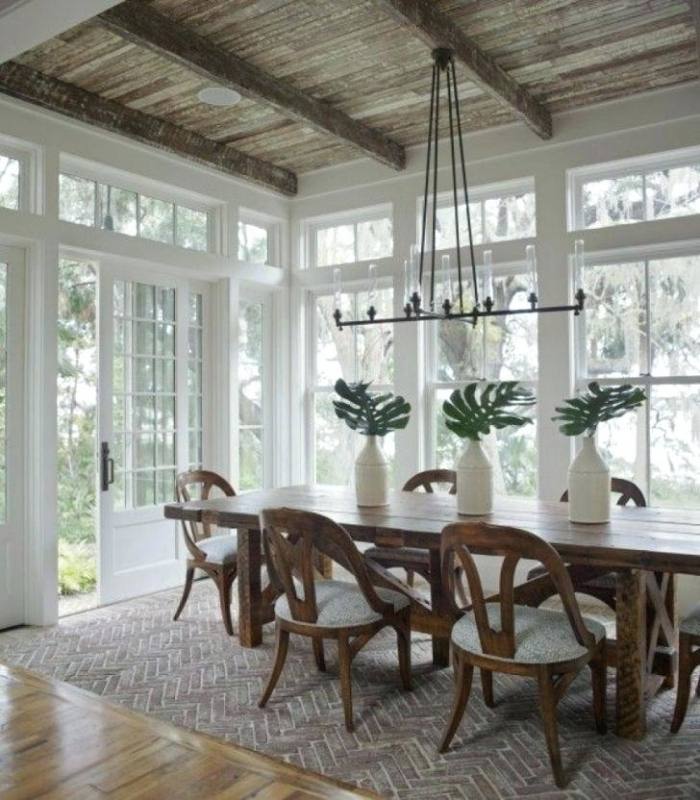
[1,580,698,799]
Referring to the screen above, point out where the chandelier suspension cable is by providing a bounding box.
[445,54,463,314]
[417,61,437,303]
[332,47,586,331]
[450,53,479,309]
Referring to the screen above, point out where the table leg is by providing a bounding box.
[429,550,450,668]
[237,528,263,648]
[615,569,647,740]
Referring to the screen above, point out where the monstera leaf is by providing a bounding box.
[552,382,646,437]
[442,382,535,441]
[332,379,411,437]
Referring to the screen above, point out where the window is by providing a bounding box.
[59,172,212,252]
[187,293,203,470]
[238,221,269,264]
[421,180,536,250]
[428,268,538,497]
[306,206,393,268]
[577,251,700,508]
[0,155,20,211]
[112,281,177,509]
[570,148,700,230]
[309,286,394,484]
[238,301,265,490]
[0,261,6,520]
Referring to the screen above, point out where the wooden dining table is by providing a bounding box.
[164,483,700,741]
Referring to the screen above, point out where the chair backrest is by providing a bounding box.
[560,477,646,507]
[176,470,236,559]
[403,469,457,495]
[441,522,596,659]
[260,507,394,625]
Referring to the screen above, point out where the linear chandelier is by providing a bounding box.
[333,48,585,330]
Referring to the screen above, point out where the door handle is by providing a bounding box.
[101,441,115,491]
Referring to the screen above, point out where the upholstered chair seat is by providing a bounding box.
[452,603,606,665]
[679,605,700,637]
[275,579,410,628]
[196,534,238,564]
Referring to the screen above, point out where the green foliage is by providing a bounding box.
[552,381,646,437]
[332,379,410,437]
[442,381,535,442]
[58,540,96,596]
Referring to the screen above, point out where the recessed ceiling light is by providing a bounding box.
[197,87,242,107]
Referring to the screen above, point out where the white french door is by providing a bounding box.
[98,262,209,604]
[0,245,25,629]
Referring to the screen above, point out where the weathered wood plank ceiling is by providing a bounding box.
[1,0,697,194]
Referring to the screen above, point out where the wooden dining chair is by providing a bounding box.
[671,607,700,733]
[174,470,238,635]
[258,507,412,732]
[439,522,607,789]
[364,469,468,604]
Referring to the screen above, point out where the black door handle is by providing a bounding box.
[101,441,115,491]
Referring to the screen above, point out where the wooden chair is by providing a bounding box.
[258,507,412,732]
[364,469,468,604]
[439,522,607,789]
[671,607,700,732]
[173,470,238,636]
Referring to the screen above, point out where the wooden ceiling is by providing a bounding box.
[0,0,697,195]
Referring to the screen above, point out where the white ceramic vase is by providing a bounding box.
[568,435,610,523]
[355,435,390,507]
[456,439,493,516]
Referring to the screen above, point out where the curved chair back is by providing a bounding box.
[260,507,394,625]
[441,522,596,660]
[403,469,457,495]
[176,470,236,559]
[560,477,646,507]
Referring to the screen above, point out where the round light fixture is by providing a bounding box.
[197,87,242,107]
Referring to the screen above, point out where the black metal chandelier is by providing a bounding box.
[333,48,585,330]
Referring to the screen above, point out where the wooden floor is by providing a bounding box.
[0,662,379,800]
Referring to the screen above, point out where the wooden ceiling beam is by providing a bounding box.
[97,0,406,171]
[373,0,552,140]
[0,61,297,195]
[692,0,700,71]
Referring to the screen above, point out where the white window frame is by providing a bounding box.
[0,136,36,213]
[302,203,394,269]
[304,278,394,484]
[58,155,223,254]
[574,237,700,504]
[417,176,537,250]
[567,144,700,232]
[238,207,282,267]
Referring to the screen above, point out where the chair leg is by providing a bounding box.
[338,635,354,732]
[671,635,693,733]
[312,637,326,672]
[173,567,194,621]
[259,625,290,708]
[481,669,495,708]
[216,570,235,636]
[438,653,473,753]
[395,620,412,691]
[590,646,607,735]
[537,666,566,789]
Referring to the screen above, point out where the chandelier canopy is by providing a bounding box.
[333,48,585,331]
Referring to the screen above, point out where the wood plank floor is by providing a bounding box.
[0,662,379,799]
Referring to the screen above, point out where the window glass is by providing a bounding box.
[176,205,209,252]
[582,175,644,229]
[239,302,264,491]
[356,218,393,261]
[0,263,6,520]
[238,221,269,264]
[311,209,393,268]
[100,185,137,236]
[646,165,700,220]
[59,174,96,226]
[316,224,355,268]
[140,195,174,244]
[0,156,20,210]
[188,293,203,470]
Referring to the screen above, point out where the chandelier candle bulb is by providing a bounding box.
[367,262,378,317]
[440,254,452,309]
[574,239,585,290]
[402,259,410,308]
[482,249,494,308]
[333,267,342,308]
[525,244,538,305]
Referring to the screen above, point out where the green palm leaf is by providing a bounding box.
[442,381,535,441]
[332,379,411,436]
[552,382,646,437]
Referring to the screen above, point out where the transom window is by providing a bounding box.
[569,147,700,230]
[59,173,212,253]
[0,154,20,211]
[305,206,393,268]
[309,286,394,484]
[577,250,700,508]
[427,267,538,497]
[421,179,536,250]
